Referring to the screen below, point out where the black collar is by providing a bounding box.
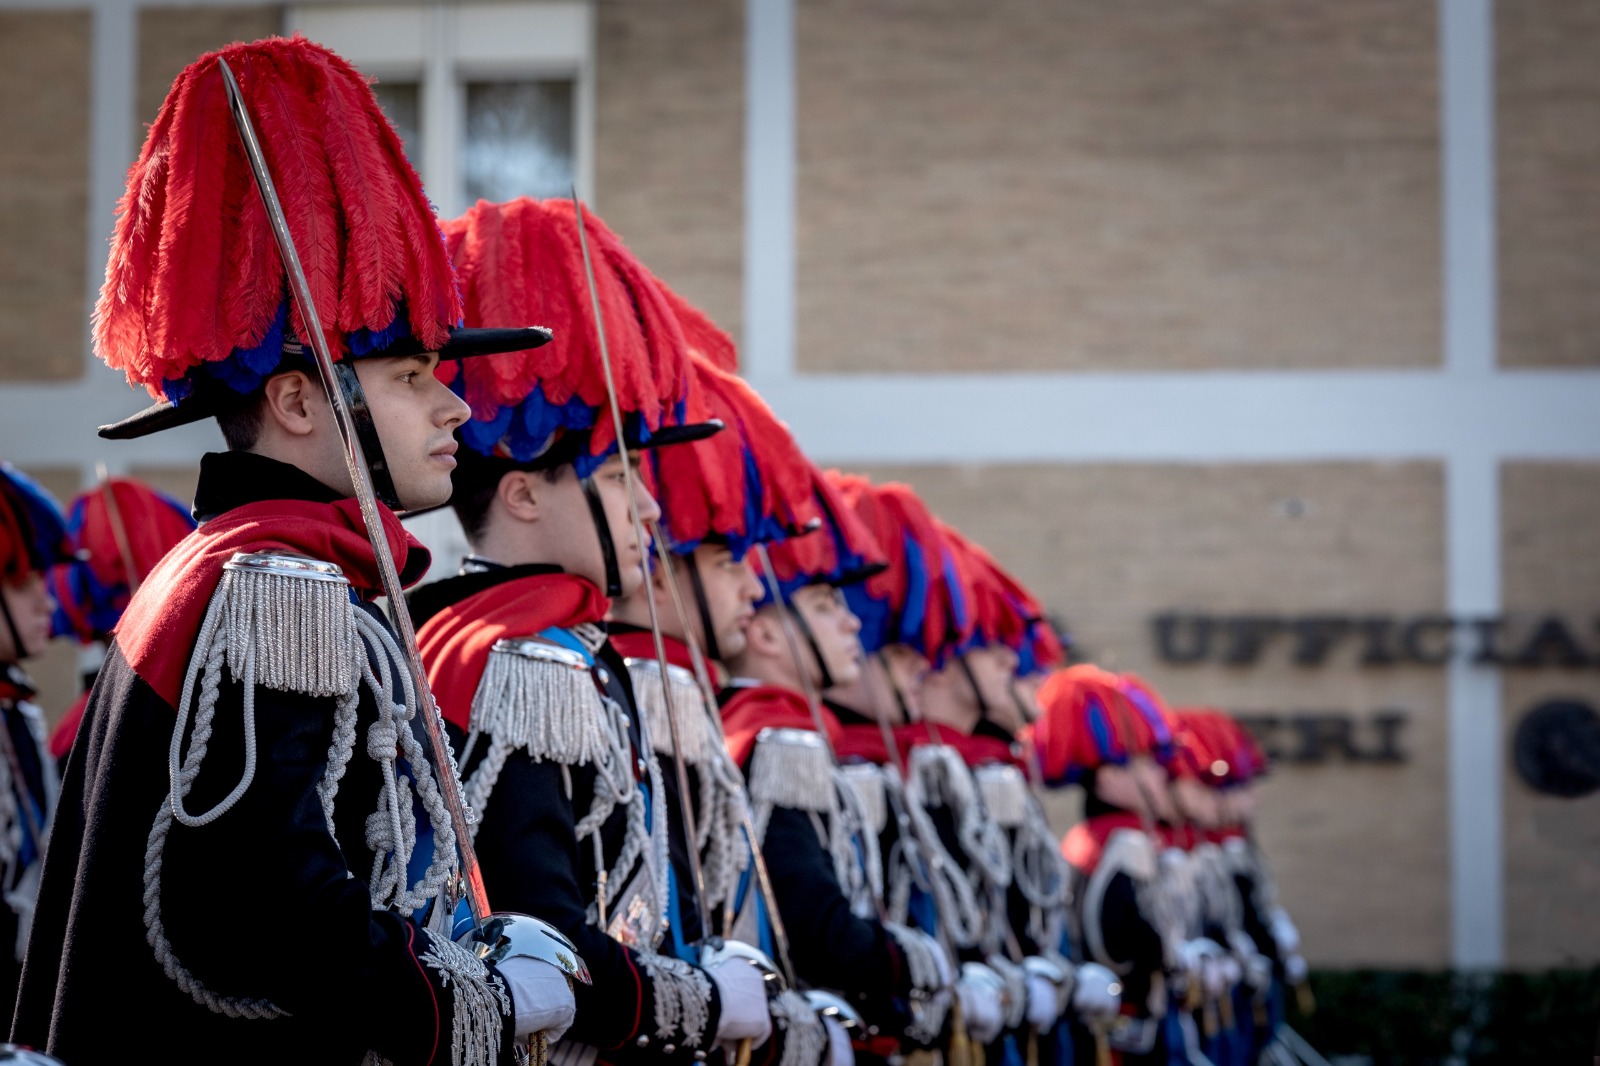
[192,451,344,523]
[971,718,1017,746]
[824,698,874,729]
[407,561,565,629]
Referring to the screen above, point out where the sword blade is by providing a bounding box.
[570,195,715,940]
[218,57,489,922]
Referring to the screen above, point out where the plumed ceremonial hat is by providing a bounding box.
[830,475,965,663]
[1173,707,1268,785]
[651,353,821,559]
[441,197,718,477]
[0,466,70,585]
[95,35,548,440]
[757,464,886,605]
[50,478,196,642]
[937,524,1064,675]
[1033,664,1176,785]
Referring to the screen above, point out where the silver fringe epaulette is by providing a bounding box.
[470,638,612,765]
[747,727,836,816]
[748,727,884,917]
[218,551,363,696]
[624,657,723,764]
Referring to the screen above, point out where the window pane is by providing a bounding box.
[463,79,574,203]
[371,79,421,166]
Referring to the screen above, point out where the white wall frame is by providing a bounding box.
[289,1,596,218]
[742,0,1600,970]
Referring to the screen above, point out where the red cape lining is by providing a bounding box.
[720,684,843,767]
[414,572,609,731]
[114,497,424,710]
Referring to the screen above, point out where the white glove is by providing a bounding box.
[1071,963,1121,1019]
[957,963,1005,1044]
[1175,937,1224,980]
[1025,972,1058,1032]
[1270,908,1300,956]
[823,1016,854,1066]
[498,956,577,1044]
[708,957,773,1048]
[1284,953,1308,985]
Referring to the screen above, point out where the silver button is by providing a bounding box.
[662,1044,676,1055]
[636,1036,650,1048]
[597,668,611,684]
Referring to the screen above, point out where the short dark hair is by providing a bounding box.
[215,395,266,451]
[450,450,566,543]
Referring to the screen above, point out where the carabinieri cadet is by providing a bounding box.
[0,465,69,1012]
[1036,666,1219,1066]
[609,307,848,1066]
[13,38,581,1065]
[1172,709,1305,1065]
[47,475,197,766]
[411,196,772,1066]
[717,470,955,1066]
[939,524,1128,1066]
[820,475,1014,1064]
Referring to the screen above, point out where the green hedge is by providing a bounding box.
[1288,967,1600,1065]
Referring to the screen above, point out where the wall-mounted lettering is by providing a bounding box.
[1233,711,1409,764]
[1152,612,1598,668]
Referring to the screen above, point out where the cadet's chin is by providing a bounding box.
[396,472,454,514]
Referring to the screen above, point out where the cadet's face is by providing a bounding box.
[1173,776,1221,828]
[0,573,54,662]
[792,583,864,688]
[356,354,470,511]
[878,644,930,722]
[965,645,1022,731]
[679,543,762,659]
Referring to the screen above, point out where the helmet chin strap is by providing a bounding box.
[786,596,835,692]
[1008,675,1036,726]
[682,552,722,663]
[874,650,916,724]
[956,652,992,724]
[579,473,624,598]
[331,362,402,511]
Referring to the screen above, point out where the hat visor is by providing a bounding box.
[98,326,553,440]
[632,419,724,451]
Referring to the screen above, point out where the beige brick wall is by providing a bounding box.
[1497,0,1600,368]
[596,0,745,347]
[0,12,91,385]
[138,5,285,130]
[796,1,1440,375]
[857,461,1451,967]
[1501,462,1600,968]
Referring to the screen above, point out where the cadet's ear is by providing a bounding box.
[496,470,542,524]
[259,369,322,439]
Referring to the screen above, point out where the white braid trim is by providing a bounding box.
[636,951,713,1047]
[144,558,464,1021]
[419,934,513,1066]
[906,746,1012,890]
[837,762,889,836]
[770,989,828,1066]
[884,922,947,996]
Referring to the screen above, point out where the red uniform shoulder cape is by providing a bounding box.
[720,683,843,767]
[414,571,610,731]
[1061,811,1150,874]
[49,691,90,761]
[114,497,424,711]
[607,629,697,673]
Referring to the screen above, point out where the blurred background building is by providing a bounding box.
[1,0,1597,998]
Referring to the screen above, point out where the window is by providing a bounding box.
[289,2,594,217]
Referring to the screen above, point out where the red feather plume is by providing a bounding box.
[94,35,460,395]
